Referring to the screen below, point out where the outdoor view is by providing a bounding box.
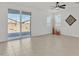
[8,9,31,39]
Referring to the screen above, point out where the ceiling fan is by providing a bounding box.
[50,2,66,9]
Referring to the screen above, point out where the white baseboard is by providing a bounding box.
[31,33,51,38]
[61,33,79,38]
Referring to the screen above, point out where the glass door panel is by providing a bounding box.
[8,9,20,39]
[21,11,31,36]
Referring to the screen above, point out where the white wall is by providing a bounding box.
[54,5,79,37]
[0,4,7,42]
[0,3,52,42]
[31,9,51,36]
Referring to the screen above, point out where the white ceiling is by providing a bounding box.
[6,2,79,13]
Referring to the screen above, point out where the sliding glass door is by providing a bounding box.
[8,9,31,40]
[8,9,20,39]
[21,11,31,37]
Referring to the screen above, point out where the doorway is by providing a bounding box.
[52,14,61,35]
[8,9,31,40]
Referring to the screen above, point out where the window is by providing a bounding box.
[47,16,52,33]
[55,15,61,27]
[54,14,61,34]
[47,16,51,27]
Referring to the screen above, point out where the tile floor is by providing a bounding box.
[0,34,79,56]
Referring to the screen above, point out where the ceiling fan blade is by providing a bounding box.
[60,4,66,6]
[58,6,65,9]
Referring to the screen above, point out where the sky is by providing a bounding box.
[8,13,31,22]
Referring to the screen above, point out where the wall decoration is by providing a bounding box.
[66,15,76,26]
